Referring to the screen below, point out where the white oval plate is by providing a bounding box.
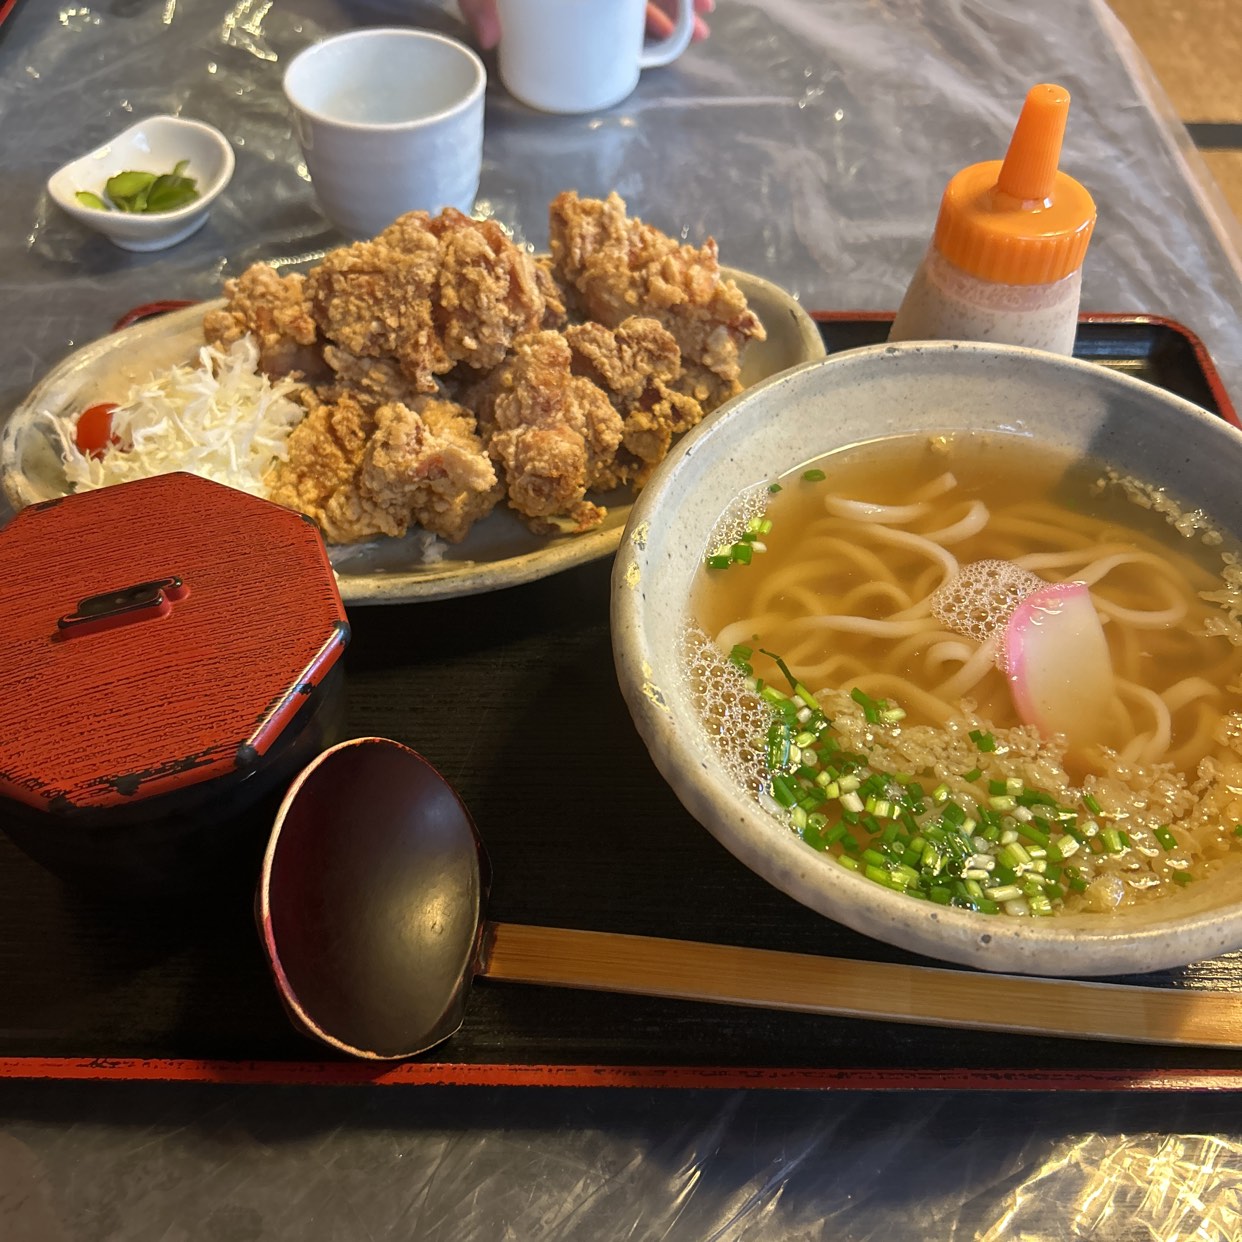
[0,269,824,605]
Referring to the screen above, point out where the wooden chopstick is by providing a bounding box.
[482,923,1242,1048]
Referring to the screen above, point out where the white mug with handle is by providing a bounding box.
[496,0,695,114]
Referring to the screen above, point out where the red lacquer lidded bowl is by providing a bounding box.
[0,472,349,893]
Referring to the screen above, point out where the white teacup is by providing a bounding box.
[283,28,486,239]
[496,0,695,114]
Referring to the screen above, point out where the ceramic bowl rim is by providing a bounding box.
[282,27,487,135]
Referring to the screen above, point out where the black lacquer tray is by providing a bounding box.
[3,314,1241,1091]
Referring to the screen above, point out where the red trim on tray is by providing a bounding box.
[812,310,1239,429]
[3,1058,1242,1092]
[812,310,897,322]
[1079,312,1240,428]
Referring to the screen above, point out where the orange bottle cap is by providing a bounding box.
[933,83,1097,287]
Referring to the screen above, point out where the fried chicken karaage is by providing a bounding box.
[563,317,705,490]
[202,265,321,378]
[203,193,767,546]
[268,391,500,545]
[549,190,766,408]
[303,214,450,394]
[468,330,623,533]
[430,209,548,367]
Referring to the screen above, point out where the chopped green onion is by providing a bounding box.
[941,803,968,830]
[731,542,753,565]
[705,554,730,569]
[770,774,798,807]
[793,682,820,710]
[1016,823,1050,849]
[768,483,782,493]
[1016,789,1057,808]
[802,468,826,482]
[891,864,920,888]
[998,842,1031,869]
[760,648,800,692]
[849,686,893,725]
[747,642,1194,922]
[985,884,1023,902]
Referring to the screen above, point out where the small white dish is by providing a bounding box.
[47,116,235,253]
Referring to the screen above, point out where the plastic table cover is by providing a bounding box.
[2,0,1242,1238]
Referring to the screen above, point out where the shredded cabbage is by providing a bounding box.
[45,336,305,498]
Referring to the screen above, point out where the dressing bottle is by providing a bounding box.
[888,83,1097,355]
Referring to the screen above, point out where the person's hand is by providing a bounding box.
[458,0,714,52]
[458,0,501,50]
[646,0,714,43]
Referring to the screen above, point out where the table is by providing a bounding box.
[3,1,1242,1238]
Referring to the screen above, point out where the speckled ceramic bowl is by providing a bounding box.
[612,341,1242,977]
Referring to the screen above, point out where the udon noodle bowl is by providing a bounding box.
[686,431,1242,919]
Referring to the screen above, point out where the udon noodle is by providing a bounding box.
[687,432,1242,917]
